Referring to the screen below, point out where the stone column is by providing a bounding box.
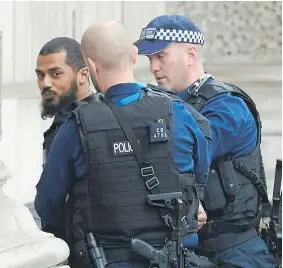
[0,32,69,268]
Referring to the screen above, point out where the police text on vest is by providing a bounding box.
[112,141,134,156]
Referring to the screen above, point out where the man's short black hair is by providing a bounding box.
[39,37,86,71]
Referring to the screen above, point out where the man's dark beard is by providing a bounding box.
[41,80,78,120]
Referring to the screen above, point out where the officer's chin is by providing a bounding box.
[156,82,171,93]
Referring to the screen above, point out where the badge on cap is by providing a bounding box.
[140,27,157,40]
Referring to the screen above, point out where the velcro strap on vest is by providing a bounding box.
[196,184,205,200]
[178,173,196,187]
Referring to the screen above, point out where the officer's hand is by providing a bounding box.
[197,202,207,230]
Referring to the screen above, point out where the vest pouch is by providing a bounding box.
[204,169,226,212]
[218,159,239,203]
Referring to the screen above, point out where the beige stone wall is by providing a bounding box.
[167,1,282,62]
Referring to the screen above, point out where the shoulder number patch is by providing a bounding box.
[149,122,169,143]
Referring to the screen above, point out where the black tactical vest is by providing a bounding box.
[67,87,199,265]
[43,109,70,161]
[42,93,96,164]
[186,81,269,239]
[147,84,211,146]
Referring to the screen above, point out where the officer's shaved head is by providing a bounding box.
[81,20,134,70]
[81,20,137,92]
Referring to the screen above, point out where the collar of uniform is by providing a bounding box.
[105,82,147,98]
[82,92,96,102]
[177,73,214,101]
[52,108,72,126]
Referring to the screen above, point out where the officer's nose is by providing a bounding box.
[149,58,160,75]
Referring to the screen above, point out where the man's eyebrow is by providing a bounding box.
[35,67,63,73]
[48,67,64,72]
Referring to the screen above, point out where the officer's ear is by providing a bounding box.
[186,44,198,66]
[77,67,89,85]
[132,45,138,65]
[87,58,99,78]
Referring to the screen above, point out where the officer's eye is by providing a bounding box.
[157,53,165,59]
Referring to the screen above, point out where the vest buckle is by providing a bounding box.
[146,177,160,190]
[141,166,154,177]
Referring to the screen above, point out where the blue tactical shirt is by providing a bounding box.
[35,82,211,227]
[178,77,257,160]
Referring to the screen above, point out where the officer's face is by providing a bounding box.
[147,43,192,93]
[35,51,78,119]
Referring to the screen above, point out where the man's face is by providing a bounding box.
[35,51,78,119]
[147,43,190,93]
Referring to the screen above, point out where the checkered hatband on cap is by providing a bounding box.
[140,27,204,45]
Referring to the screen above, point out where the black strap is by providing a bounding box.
[102,97,172,226]
[201,213,260,238]
[197,228,258,253]
[102,98,159,192]
[272,159,282,224]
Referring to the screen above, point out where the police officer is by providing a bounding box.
[36,37,95,160]
[35,20,212,268]
[36,37,95,238]
[135,15,276,268]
